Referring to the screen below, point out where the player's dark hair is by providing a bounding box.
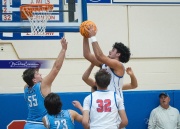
[95,69,111,89]
[22,68,36,87]
[44,93,62,115]
[113,42,131,63]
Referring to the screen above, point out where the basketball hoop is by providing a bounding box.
[20,4,53,35]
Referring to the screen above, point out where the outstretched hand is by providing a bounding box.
[60,37,68,50]
[126,67,134,76]
[72,100,83,109]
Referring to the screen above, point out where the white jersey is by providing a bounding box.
[101,64,124,99]
[83,90,125,129]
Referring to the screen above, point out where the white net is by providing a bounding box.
[21,5,53,35]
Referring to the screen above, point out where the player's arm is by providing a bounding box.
[72,100,83,113]
[86,26,124,76]
[82,63,96,88]
[83,37,102,67]
[82,110,90,129]
[92,41,123,72]
[82,95,91,129]
[42,116,50,129]
[116,96,128,128]
[118,110,128,128]
[122,67,138,90]
[41,37,68,97]
[69,109,83,123]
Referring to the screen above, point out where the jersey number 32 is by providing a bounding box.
[96,99,111,112]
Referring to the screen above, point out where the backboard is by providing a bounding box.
[0,0,87,33]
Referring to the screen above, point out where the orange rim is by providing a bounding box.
[20,4,53,20]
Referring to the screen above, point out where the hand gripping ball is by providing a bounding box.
[79,20,97,38]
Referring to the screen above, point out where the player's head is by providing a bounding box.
[108,42,131,63]
[44,93,63,115]
[95,69,111,89]
[22,68,42,87]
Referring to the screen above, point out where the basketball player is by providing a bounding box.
[82,63,137,92]
[82,69,128,129]
[22,37,68,129]
[42,93,82,129]
[83,26,131,100]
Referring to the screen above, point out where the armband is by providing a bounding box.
[91,36,97,43]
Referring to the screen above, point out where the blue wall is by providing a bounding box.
[0,90,179,129]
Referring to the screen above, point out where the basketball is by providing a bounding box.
[80,20,97,38]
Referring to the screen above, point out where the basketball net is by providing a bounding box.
[20,4,53,35]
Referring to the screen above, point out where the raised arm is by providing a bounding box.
[82,63,97,92]
[41,37,68,97]
[83,37,102,67]
[122,67,138,90]
[69,109,83,123]
[86,26,124,76]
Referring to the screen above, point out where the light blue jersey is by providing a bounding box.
[24,122,46,129]
[44,110,74,129]
[24,82,47,129]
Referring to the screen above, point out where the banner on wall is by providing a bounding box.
[0,60,52,69]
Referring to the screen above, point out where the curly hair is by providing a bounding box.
[113,42,131,63]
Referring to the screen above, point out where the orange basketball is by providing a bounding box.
[79,20,97,38]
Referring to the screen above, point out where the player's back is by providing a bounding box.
[102,64,124,99]
[44,110,74,129]
[89,90,121,129]
[24,82,47,123]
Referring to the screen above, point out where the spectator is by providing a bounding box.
[148,92,180,129]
